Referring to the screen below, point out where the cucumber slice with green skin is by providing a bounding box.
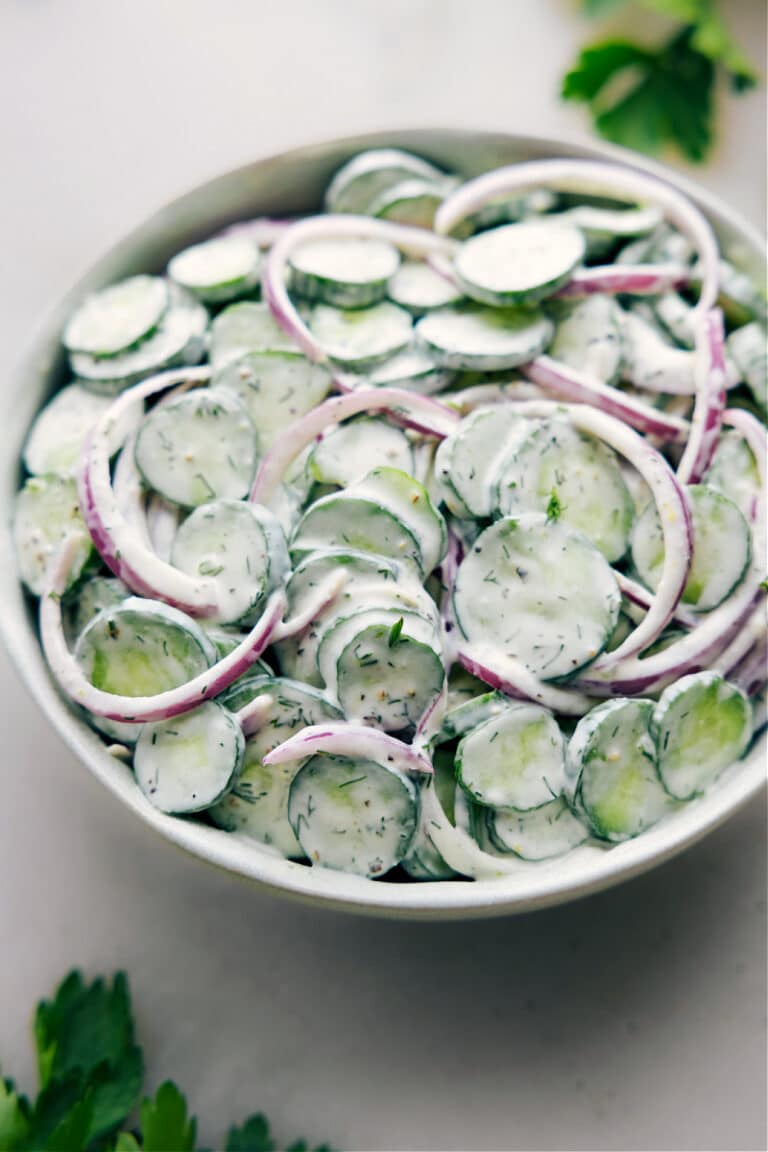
[333,619,444,733]
[566,698,671,842]
[202,626,270,661]
[651,292,696,350]
[285,548,402,617]
[456,703,566,810]
[309,302,413,368]
[434,405,528,518]
[707,259,768,327]
[416,304,553,371]
[168,236,261,304]
[309,418,413,486]
[171,499,287,624]
[70,288,207,394]
[549,296,623,383]
[353,466,447,574]
[460,188,558,235]
[212,351,331,448]
[364,347,454,394]
[631,483,750,613]
[287,753,418,877]
[556,205,662,259]
[291,493,424,572]
[654,673,754,800]
[368,178,450,228]
[134,388,258,508]
[66,576,128,647]
[494,417,634,563]
[23,383,144,476]
[317,605,440,694]
[289,237,400,309]
[436,690,511,744]
[210,301,298,368]
[387,260,464,315]
[75,597,216,702]
[487,795,588,859]
[454,220,585,306]
[727,322,767,409]
[14,474,94,596]
[212,676,342,857]
[704,430,761,523]
[276,574,436,688]
[453,514,620,681]
[402,746,458,879]
[619,310,696,394]
[324,148,446,214]
[135,701,245,814]
[63,275,169,356]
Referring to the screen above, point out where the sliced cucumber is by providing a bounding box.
[550,296,623,383]
[63,275,169,356]
[211,676,342,857]
[705,430,761,522]
[416,304,553,371]
[459,188,557,235]
[434,405,527,518]
[494,416,634,563]
[631,484,750,612]
[285,548,401,617]
[171,499,287,624]
[75,597,215,703]
[309,301,412,368]
[289,237,400,308]
[326,615,444,733]
[66,576,128,646]
[453,514,620,680]
[368,178,449,228]
[210,301,297,368]
[487,795,588,859]
[291,493,422,572]
[727,322,767,409]
[567,698,671,842]
[168,236,260,304]
[454,220,585,306]
[653,672,753,800]
[557,204,662,258]
[70,288,207,394]
[287,753,418,877]
[325,148,445,214]
[364,347,453,394]
[387,260,463,315]
[309,418,413,487]
[708,259,768,327]
[353,466,447,573]
[620,310,696,394]
[456,703,565,810]
[651,292,696,349]
[134,387,257,508]
[402,746,458,879]
[213,350,331,448]
[135,701,244,814]
[316,605,439,694]
[23,383,143,476]
[437,690,511,745]
[14,474,93,596]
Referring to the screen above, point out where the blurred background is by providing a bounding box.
[0,2,765,1149]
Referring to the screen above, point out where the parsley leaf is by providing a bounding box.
[141,1081,197,1152]
[225,1111,275,1151]
[546,488,563,521]
[564,1,759,160]
[387,616,404,647]
[0,1078,30,1150]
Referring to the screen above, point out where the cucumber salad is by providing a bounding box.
[15,149,767,881]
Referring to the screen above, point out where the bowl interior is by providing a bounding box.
[1,128,765,919]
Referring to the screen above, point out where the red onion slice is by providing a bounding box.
[456,644,594,716]
[263,722,434,775]
[236,693,275,737]
[521,356,690,443]
[40,537,286,723]
[556,263,689,299]
[262,214,458,363]
[676,309,727,484]
[434,159,720,314]
[249,387,458,505]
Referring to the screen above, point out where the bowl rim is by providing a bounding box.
[1,126,765,920]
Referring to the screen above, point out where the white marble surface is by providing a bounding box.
[0,2,766,1148]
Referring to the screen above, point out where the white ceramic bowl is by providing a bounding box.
[1,129,765,919]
